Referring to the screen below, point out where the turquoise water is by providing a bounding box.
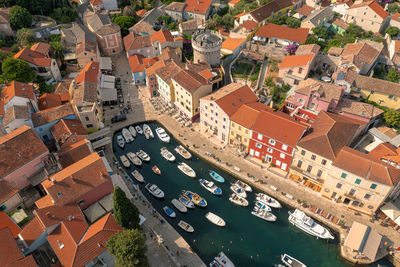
[113,122,392,267]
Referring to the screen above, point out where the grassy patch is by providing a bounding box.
[232,62,253,79]
[249,62,262,82]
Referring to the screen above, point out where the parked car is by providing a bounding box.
[111,114,126,123]
[321,76,332,83]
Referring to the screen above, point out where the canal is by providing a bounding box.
[112,122,392,267]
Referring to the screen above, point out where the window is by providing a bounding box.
[294,80,299,85]
[389,95,394,100]
[245,129,249,134]
[307,164,313,172]
[341,172,347,178]
[255,142,262,149]
[336,183,342,189]
[282,144,288,151]
[78,200,85,206]
[57,192,63,197]
[267,147,273,153]
[223,117,226,122]
[275,160,281,166]
[321,159,327,165]
[85,116,90,121]
[317,169,323,177]
[370,90,375,94]
[257,133,263,140]
[311,154,316,160]
[298,67,303,74]
[255,151,260,157]
[86,124,93,128]
[355,179,361,185]
[298,98,303,103]
[301,150,306,156]
[349,188,356,196]
[269,139,276,145]
[370,183,377,189]
[364,193,371,200]
[280,153,285,159]
[297,160,303,168]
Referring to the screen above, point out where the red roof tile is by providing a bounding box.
[0,100,4,116]
[231,102,270,129]
[0,180,19,204]
[136,9,146,17]
[393,12,400,22]
[1,81,35,104]
[296,4,314,16]
[51,119,87,146]
[38,93,62,110]
[240,20,258,30]
[280,54,315,68]
[184,0,212,14]
[0,212,20,238]
[0,228,24,266]
[57,139,92,168]
[34,195,54,209]
[19,217,43,246]
[234,11,248,18]
[31,104,75,127]
[75,62,99,84]
[13,48,51,67]
[256,23,309,43]
[4,254,37,267]
[128,54,159,73]
[123,33,152,51]
[151,30,174,44]
[34,204,85,229]
[30,42,51,56]
[222,38,246,52]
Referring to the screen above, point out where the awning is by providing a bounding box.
[83,202,107,223]
[99,193,113,212]
[101,156,113,174]
[381,199,400,225]
[100,57,112,70]
[100,74,117,102]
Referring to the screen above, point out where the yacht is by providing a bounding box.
[178,220,194,233]
[178,162,196,178]
[235,180,252,192]
[156,127,170,143]
[160,147,175,162]
[171,198,187,213]
[145,183,164,198]
[199,179,222,195]
[281,254,307,267]
[178,195,195,209]
[209,252,235,267]
[255,200,272,212]
[135,125,143,135]
[128,126,136,137]
[288,209,334,240]
[256,193,281,208]
[205,212,225,227]
[174,145,192,159]
[127,152,142,166]
[116,135,125,148]
[182,190,207,207]
[251,206,277,222]
[163,206,176,218]
[143,124,154,139]
[136,150,150,162]
[229,193,248,207]
[230,184,247,198]
[122,128,134,143]
[119,155,130,168]
[131,170,144,183]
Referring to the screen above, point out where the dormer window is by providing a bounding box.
[57,192,63,197]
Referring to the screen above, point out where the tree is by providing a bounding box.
[113,186,140,229]
[9,5,32,30]
[388,68,400,83]
[346,23,364,38]
[259,0,272,5]
[50,7,77,23]
[383,110,400,127]
[16,28,35,47]
[386,26,399,37]
[285,16,300,28]
[112,15,138,36]
[312,27,328,39]
[107,229,149,267]
[2,57,36,83]
[50,41,64,61]
[286,43,298,55]
[221,14,234,29]
[388,3,400,14]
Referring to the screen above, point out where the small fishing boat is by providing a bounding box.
[281,254,307,267]
[210,252,235,267]
[209,170,225,183]
[178,195,194,209]
[205,212,225,227]
[235,180,252,192]
[145,183,164,198]
[163,206,176,218]
[178,162,196,178]
[255,200,272,212]
[143,124,154,139]
[199,179,222,195]
[230,184,247,198]
[127,152,142,166]
[131,170,144,183]
[171,198,187,213]
[256,193,281,208]
[229,193,248,207]
[182,190,207,207]
[120,155,130,168]
[178,220,194,233]
[122,128,134,143]
[116,135,125,148]
[156,127,170,143]
[174,145,192,160]
[160,147,175,162]
[251,206,277,222]
[152,165,161,175]
[128,126,137,137]
[135,125,143,135]
[288,209,334,240]
[136,150,150,162]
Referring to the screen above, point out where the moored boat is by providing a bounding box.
[152,165,161,175]
[178,195,194,209]
[288,209,334,240]
[122,128,134,143]
[178,220,194,233]
[163,206,176,218]
[255,200,272,212]
[120,155,130,168]
[230,184,247,198]
[235,180,252,192]
[251,206,277,222]
[174,145,192,160]
[160,147,175,162]
[205,212,225,227]
[209,170,225,183]
[256,193,281,208]
[156,127,170,143]
[182,190,207,207]
[229,193,248,207]
[199,179,222,195]
[209,252,235,267]
[128,126,137,137]
[131,170,144,183]
[171,198,187,213]
[145,183,164,198]
[281,254,307,267]
[143,124,154,139]
[136,150,150,162]
[178,162,196,178]
[127,152,142,166]
[135,125,143,135]
[116,135,125,148]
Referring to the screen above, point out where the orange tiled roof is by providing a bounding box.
[234,11,249,18]
[90,0,103,4]
[0,212,21,238]
[256,23,309,43]
[129,54,148,73]
[123,33,152,51]
[231,102,270,129]
[51,119,87,146]
[0,228,24,266]
[199,69,215,80]
[19,217,43,246]
[150,30,174,44]
[57,139,92,168]
[0,99,4,116]
[349,0,388,19]
[240,20,258,30]
[136,9,146,17]
[13,48,51,67]
[296,4,314,16]
[280,54,315,69]
[171,69,208,93]
[38,93,62,110]
[184,0,212,14]
[31,104,75,127]
[34,194,54,209]
[35,204,85,229]
[222,38,246,52]
[1,81,35,104]
[75,62,99,84]
[30,42,50,56]
[4,254,37,267]
[393,12,400,22]
[229,0,240,5]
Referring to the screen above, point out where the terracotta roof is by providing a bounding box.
[229,0,240,5]
[96,23,120,36]
[145,59,167,77]
[90,0,103,5]
[256,23,309,43]
[38,93,63,110]
[184,0,212,14]
[222,38,246,52]
[30,42,51,56]
[280,54,315,69]
[72,82,98,103]
[332,67,357,84]
[32,104,75,127]
[249,0,294,22]
[136,9,147,17]
[377,126,398,139]
[334,146,400,186]
[349,0,388,19]
[1,81,35,104]
[0,228,24,266]
[353,74,400,97]
[240,20,258,31]
[295,44,320,55]
[296,4,314,16]
[0,212,21,238]
[155,60,184,84]
[76,40,97,56]
[13,48,51,67]
[199,69,215,80]
[54,79,74,95]
[172,69,208,93]
[151,30,174,44]
[0,180,19,206]
[327,46,343,56]
[128,54,159,73]
[19,217,43,246]
[234,11,248,18]
[230,102,270,129]
[161,46,181,61]
[165,2,186,11]
[4,255,37,267]
[335,98,383,119]
[123,33,152,51]
[0,126,48,178]
[331,18,349,29]
[179,18,203,31]
[75,62,99,84]
[392,12,400,22]
[129,20,156,36]
[51,119,87,146]
[58,139,92,168]
[370,142,398,158]
[0,100,3,116]
[341,42,379,70]
[35,194,54,209]
[3,104,30,126]
[35,204,85,230]
[295,79,343,103]
[298,111,360,161]
[42,153,111,206]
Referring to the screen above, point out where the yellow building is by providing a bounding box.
[155,61,183,105]
[229,102,268,152]
[353,75,400,110]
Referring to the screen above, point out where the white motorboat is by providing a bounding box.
[235,180,252,192]
[178,162,196,178]
[120,155,130,168]
[163,206,176,218]
[127,152,142,166]
[255,200,272,212]
[160,147,175,162]
[210,252,235,267]
[288,209,334,240]
[116,135,125,148]
[171,198,187,213]
[178,220,194,233]
[178,195,195,209]
[199,179,222,195]
[122,128,134,143]
[230,184,247,198]
[281,254,307,267]
[229,193,248,207]
[135,125,143,135]
[256,193,281,208]
[145,183,164,198]
[205,212,226,227]
[128,126,137,137]
[131,170,144,183]
[174,145,192,160]
[156,127,170,143]
[136,150,150,162]
[251,206,277,222]
[143,124,154,139]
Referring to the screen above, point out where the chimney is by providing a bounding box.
[68,215,75,221]
[46,212,51,217]
[97,243,102,248]
[71,175,77,183]
[51,177,56,183]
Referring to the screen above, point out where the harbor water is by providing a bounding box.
[112,122,392,267]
